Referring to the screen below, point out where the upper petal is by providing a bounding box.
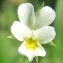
[18,3,35,28]
[34,6,56,28]
[18,42,46,61]
[33,26,56,44]
[11,21,32,41]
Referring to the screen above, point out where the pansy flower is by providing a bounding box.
[11,3,56,61]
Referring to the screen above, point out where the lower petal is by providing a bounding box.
[34,42,46,57]
[18,42,46,61]
[18,42,34,61]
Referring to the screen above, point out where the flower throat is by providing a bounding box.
[25,38,38,50]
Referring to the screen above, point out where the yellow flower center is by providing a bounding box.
[25,38,38,50]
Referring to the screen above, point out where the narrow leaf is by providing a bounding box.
[48,41,56,46]
[35,2,45,14]
[7,35,16,39]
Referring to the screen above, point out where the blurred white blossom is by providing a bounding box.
[11,3,56,61]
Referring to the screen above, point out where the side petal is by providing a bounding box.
[18,3,35,28]
[33,26,56,44]
[18,42,46,61]
[11,21,32,41]
[34,6,56,28]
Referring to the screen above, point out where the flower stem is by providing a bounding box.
[30,57,38,63]
[36,56,38,63]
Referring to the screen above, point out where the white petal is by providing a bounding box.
[18,42,34,61]
[18,3,35,28]
[34,6,56,28]
[11,21,32,41]
[33,26,56,44]
[18,42,46,61]
[34,42,46,57]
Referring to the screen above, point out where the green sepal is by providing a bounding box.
[7,35,16,39]
[47,41,56,46]
[35,2,45,14]
[35,56,38,63]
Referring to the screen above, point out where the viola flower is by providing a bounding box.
[11,3,56,61]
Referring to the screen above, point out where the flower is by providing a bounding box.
[11,3,56,61]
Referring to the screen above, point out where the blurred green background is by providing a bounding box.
[0,0,63,63]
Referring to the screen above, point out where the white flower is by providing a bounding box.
[11,3,56,61]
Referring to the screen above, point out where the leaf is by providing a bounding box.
[35,2,45,14]
[7,35,16,39]
[47,41,56,46]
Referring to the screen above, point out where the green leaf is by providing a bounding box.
[35,2,45,14]
[35,56,38,63]
[47,41,56,46]
[7,35,16,39]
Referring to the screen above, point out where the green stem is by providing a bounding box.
[30,57,38,63]
[36,56,38,63]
